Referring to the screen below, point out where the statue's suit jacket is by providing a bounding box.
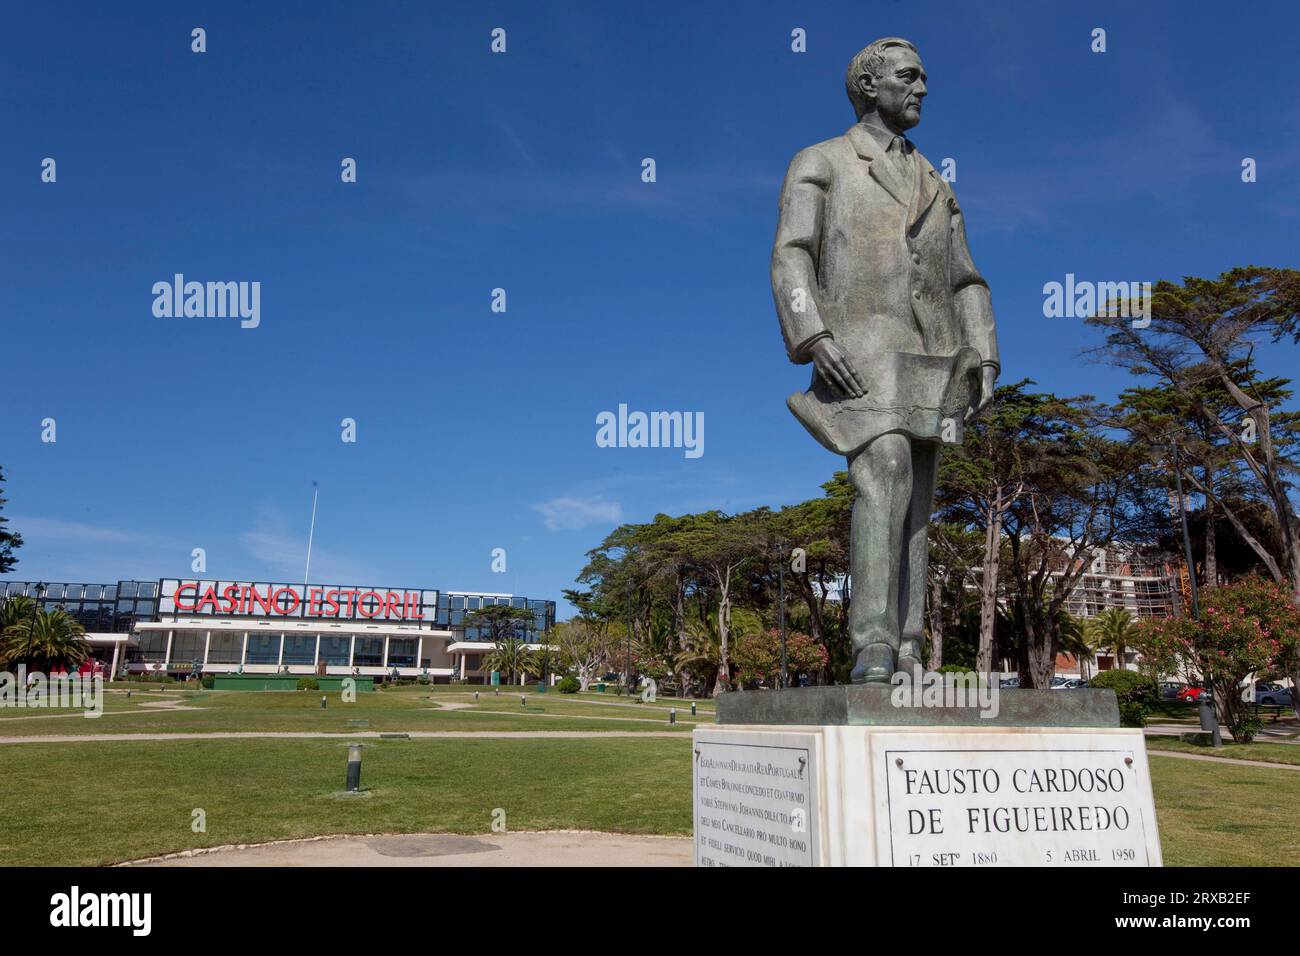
[771,123,999,456]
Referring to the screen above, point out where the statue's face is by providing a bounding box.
[866,47,927,131]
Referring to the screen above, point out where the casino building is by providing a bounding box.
[0,577,555,683]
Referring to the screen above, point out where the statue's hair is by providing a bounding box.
[845,37,919,119]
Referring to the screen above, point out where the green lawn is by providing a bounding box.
[1148,700,1201,723]
[1150,755,1300,865]
[1147,735,1300,766]
[0,730,1296,865]
[0,685,697,736]
[0,737,693,866]
[4,684,1294,867]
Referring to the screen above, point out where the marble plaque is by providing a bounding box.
[693,731,821,867]
[870,732,1161,867]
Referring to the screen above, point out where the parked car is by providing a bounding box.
[1159,681,1187,700]
[1255,683,1294,707]
[1177,685,1208,702]
[1052,678,1089,690]
[999,676,1020,688]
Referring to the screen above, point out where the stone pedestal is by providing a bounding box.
[693,686,1162,867]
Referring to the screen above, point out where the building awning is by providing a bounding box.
[135,619,453,639]
[84,632,138,647]
[446,641,551,653]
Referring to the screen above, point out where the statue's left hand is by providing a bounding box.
[966,366,996,422]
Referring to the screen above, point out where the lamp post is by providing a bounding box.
[624,586,633,697]
[28,582,45,663]
[1173,439,1218,745]
[777,543,788,689]
[1172,440,1200,621]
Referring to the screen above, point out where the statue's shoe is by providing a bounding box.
[897,636,924,675]
[851,642,895,684]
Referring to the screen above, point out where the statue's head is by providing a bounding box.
[845,38,927,132]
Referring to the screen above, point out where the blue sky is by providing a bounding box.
[3,0,1298,616]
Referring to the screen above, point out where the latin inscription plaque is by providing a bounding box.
[694,733,820,867]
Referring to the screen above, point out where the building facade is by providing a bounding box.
[0,577,555,683]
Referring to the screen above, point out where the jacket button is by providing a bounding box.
[911,253,921,264]
[912,290,922,300]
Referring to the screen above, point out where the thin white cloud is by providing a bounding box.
[7,516,171,546]
[238,504,372,583]
[533,496,623,532]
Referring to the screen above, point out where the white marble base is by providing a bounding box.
[693,724,1161,867]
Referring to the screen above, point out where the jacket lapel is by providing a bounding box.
[846,124,909,207]
[907,155,942,234]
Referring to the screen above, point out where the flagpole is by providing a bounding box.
[304,481,319,589]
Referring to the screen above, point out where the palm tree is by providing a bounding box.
[483,636,534,686]
[1086,607,1139,674]
[0,606,90,672]
[1057,611,1096,680]
[526,639,559,684]
[0,595,35,635]
[675,622,721,696]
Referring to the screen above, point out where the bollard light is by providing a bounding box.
[670,707,676,725]
[474,690,479,701]
[321,695,327,709]
[521,694,527,707]
[690,701,697,717]
[346,743,363,792]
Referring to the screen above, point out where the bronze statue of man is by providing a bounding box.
[771,38,999,683]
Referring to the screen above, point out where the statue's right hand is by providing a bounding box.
[809,337,867,399]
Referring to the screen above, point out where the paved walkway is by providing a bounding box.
[1147,749,1300,771]
[440,707,704,725]
[448,693,714,713]
[0,730,687,745]
[122,831,693,867]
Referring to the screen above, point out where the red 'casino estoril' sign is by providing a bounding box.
[169,581,427,620]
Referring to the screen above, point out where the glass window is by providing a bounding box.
[245,633,281,665]
[320,635,351,665]
[137,631,168,661]
[353,637,384,666]
[282,635,316,665]
[388,638,417,667]
[171,631,206,663]
[207,632,243,664]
